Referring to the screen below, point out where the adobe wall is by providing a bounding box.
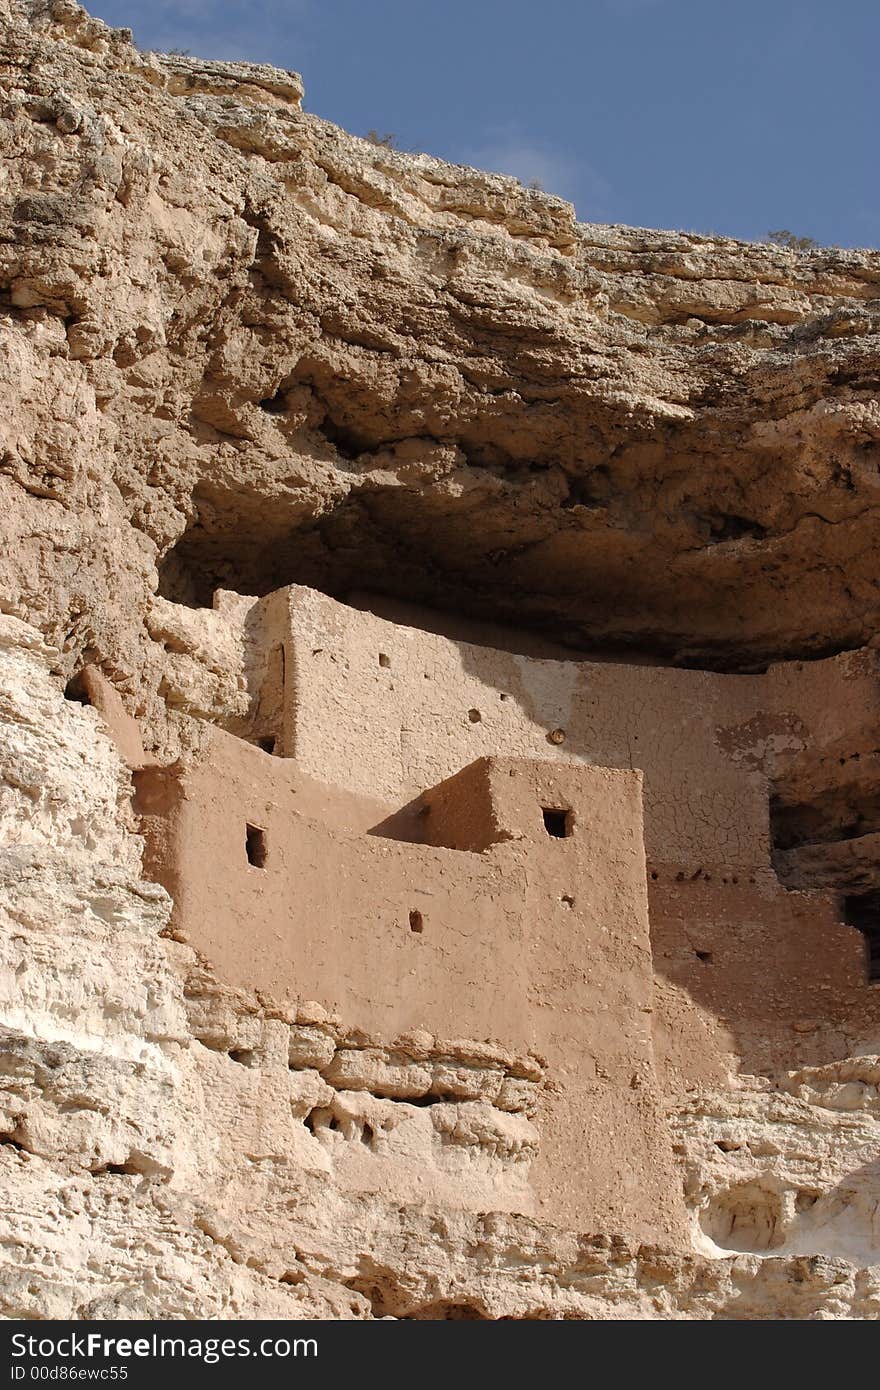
[137,730,687,1244]
[152,583,880,1090]
[258,584,771,869]
[650,873,880,1082]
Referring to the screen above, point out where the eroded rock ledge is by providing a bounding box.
[3,0,880,691]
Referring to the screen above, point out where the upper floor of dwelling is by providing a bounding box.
[64,573,880,1084]
[145,580,880,882]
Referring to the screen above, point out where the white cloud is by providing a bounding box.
[100,0,312,65]
[459,127,613,218]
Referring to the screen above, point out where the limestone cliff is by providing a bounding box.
[3,0,880,1319]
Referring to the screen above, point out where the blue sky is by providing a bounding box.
[91,0,878,246]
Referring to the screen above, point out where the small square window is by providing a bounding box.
[542,808,573,838]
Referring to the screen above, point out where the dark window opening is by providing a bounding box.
[843,892,880,983]
[257,736,276,754]
[542,807,573,838]
[378,652,391,668]
[64,673,91,705]
[409,910,424,933]
[246,824,268,868]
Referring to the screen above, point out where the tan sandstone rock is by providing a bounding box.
[3,0,880,1321]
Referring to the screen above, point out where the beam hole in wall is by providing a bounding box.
[245,824,268,868]
[560,894,575,909]
[468,708,482,723]
[378,652,391,668]
[694,949,713,963]
[843,892,880,983]
[257,736,277,754]
[409,910,424,933]
[542,808,573,839]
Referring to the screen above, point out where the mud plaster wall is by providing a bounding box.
[219,585,880,1086]
[250,587,880,871]
[255,584,769,865]
[153,585,880,876]
[137,730,686,1243]
[651,875,880,1081]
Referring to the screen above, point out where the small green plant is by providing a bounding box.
[526,177,544,191]
[767,229,820,251]
[365,130,398,148]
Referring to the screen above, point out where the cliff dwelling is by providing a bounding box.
[4,0,880,1323]
[59,566,880,1282]
[132,582,880,1091]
